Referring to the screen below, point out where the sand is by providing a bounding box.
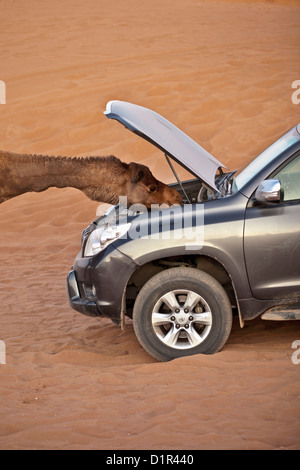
[0,0,299,450]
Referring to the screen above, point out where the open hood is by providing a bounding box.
[104,100,226,191]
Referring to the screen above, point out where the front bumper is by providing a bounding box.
[67,245,139,324]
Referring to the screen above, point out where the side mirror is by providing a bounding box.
[255,179,281,203]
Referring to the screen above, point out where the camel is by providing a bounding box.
[0,150,182,208]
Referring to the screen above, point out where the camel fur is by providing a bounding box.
[0,150,182,208]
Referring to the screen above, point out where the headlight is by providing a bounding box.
[84,223,131,257]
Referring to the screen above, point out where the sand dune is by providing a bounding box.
[0,0,299,450]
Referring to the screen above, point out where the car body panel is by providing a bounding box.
[244,201,300,300]
[244,151,300,301]
[111,191,285,321]
[104,100,225,191]
[115,193,251,298]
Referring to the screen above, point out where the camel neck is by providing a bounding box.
[0,151,127,203]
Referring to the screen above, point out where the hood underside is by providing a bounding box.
[104,100,226,191]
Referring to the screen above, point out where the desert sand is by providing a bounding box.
[0,0,299,450]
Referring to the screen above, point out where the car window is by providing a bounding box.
[273,155,300,202]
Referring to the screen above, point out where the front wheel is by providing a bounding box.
[133,267,232,361]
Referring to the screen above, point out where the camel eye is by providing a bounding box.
[149,185,158,193]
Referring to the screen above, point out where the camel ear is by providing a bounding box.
[128,162,145,184]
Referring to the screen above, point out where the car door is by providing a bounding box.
[244,153,300,301]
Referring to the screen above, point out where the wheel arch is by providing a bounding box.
[125,253,244,327]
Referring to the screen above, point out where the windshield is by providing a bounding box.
[232,126,300,193]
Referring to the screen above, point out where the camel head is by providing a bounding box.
[125,162,183,208]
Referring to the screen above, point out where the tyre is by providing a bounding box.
[133,267,232,361]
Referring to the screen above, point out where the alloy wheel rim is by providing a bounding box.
[151,289,212,350]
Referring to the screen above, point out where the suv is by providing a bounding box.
[67,101,300,361]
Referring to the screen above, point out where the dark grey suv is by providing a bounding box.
[67,101,300,361]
